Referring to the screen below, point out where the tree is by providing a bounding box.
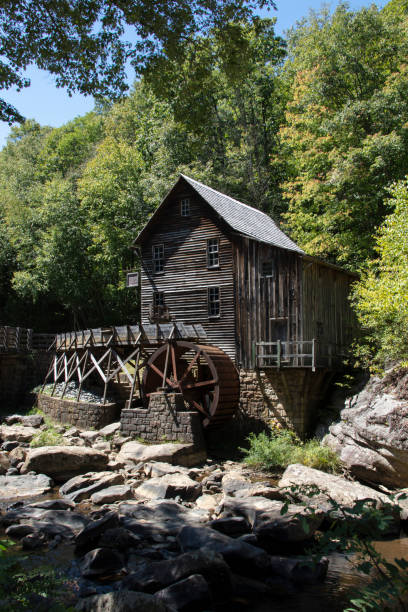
[0,0,275,124]
[280,4,408,270]
[144,18,288,215]
[353,179,408,366]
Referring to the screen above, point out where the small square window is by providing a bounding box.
[207,238,219,268]
[152,244,164,274]
[208,286,220,317]
[180,198,190,216]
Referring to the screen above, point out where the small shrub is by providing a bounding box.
[296,439,341,473]
[241,429,341,473]
[30,418,64,447]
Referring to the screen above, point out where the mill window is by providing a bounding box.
[152,244,164,274]
[180,198,190,216]
[261,261,274,278]
[208,286,220,317]
[207,238,219,268]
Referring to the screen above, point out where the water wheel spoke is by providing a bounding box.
[179,349,202,384]
[189,399,210,418]
[148,362,175,388]
[182,378,217,390]
[170,344,178,384]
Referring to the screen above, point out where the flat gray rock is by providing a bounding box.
[134,473,202,501]
[91,485,134,505]
[0,473,53,500]
[98,422,121,437]
[61,472,124,502]
[279,464,390,507]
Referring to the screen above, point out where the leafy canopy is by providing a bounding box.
[0,0,275,124]
[280,3,408,270]
[353,178,408,365]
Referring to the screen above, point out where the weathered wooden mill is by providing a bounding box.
[39,175,356,442]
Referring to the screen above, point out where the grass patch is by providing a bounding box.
[241,429,341,474]
[30,413,64,448]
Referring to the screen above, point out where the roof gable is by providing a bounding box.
[135,174,304,254]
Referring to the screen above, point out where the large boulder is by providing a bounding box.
[0,473,53,500]
[177,525,272,577]
[20,446,109,481]
[324,369,408,488]
[155,574,212,611]
[121,549,232,597]
[0,425,38,443]
[4,414,43,427]
[279,464,390,507]
[222,495,324,543]
[118,441,206,467]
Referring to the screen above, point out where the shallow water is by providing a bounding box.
[238,537,408,612]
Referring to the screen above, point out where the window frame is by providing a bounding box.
[153,291,165,308]
[207,238,220,269]
[180,198,191,217]
[208,286,221,318]
[261,261,275,278]
[152,243,164,274]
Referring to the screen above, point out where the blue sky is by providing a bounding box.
[0,0,379,148]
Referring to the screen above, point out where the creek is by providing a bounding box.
[3,485,408,611]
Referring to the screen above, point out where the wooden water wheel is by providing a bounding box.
[142,341,240,428]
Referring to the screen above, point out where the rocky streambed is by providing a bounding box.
[1,413,408,611]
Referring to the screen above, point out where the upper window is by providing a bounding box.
[152,244,164,274]
[261,261,274,278]
[180,198,190,217]
[208,286,220,317]
[207,238,219,268]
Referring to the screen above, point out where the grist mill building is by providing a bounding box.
[134,174,356,437]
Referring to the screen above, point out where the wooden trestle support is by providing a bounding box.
[41,323,240,428]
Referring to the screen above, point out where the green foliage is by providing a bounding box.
[241,429,341,473]
[30,416,64,448]
[0,540,72,610]
[0,0,275,123]
[280,3,408,270]
[280,486,408,611]
[352,179,408,365]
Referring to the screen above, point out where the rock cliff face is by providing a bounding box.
[324,368,408,489]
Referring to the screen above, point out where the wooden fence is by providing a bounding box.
[0,326,55,353]
[254,340,344,371]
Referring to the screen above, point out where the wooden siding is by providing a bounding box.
[301,259,357,352]
[234,239,302,368]
[140,185,237,361]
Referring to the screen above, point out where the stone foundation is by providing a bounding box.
[206,367,334,455]
[238,368,333,436]
[37,394,120,429]
[121,392,205,448]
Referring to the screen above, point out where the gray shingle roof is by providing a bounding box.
[180,174,304,253]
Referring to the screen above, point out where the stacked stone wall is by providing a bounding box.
[37,394,119,429]
[121,392,205,448]
[238,368,333,436]
[207,367,333,455]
